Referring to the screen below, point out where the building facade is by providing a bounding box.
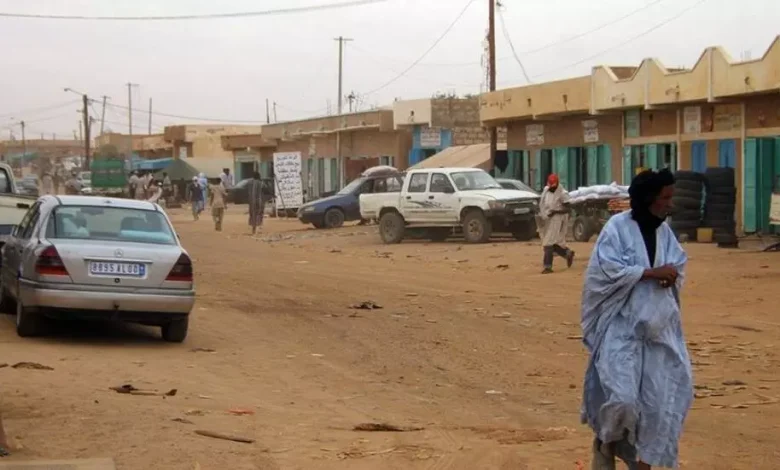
[480,36,780,234]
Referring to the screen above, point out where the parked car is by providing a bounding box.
[0,164,37,245]
[0,195,196,342]
[297,166,402,229]
[226,178,274,205]
[359,168,540,243]
[78,171,92,195]
[17,176,39,197]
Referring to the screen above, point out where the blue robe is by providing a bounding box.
[580,211,693,468]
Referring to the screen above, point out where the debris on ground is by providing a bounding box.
[109,384,177,397]
[485,390,504,395]
[492,312,512,319]
[172,418,194,425]
[0,363,7,369]
[227,408,255,416]
[351,301,383,310]
[352,423,424,432]
[723,379,747,386]
[195,429,255,444]
[12,362,54,371]
[496,264,510,270]
[329,248,342,253]
[337,447,398,459]
[185,409,206,416]
[190,348,217,353]
[567,335,584,340]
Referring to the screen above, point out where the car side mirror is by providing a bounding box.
[443,187,455,194]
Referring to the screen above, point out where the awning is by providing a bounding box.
[410,143,507,170]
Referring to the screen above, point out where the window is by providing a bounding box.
[407,173,429,193]
[373,176,403,193]
[46,206,176,245]
[379,156,395,167]
[500,182,516,190]
[0,169,11,193]
[15,202,41,239]
[429,173,454,193]
[450,171,501,191]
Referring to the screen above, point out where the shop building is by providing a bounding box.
[220,133,277,181]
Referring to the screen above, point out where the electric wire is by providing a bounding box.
[497,5,532,84]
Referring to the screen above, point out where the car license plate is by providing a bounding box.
[513,207,530,215]
[89,261,146,277]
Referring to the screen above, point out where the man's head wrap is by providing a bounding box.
[629,168,675,212]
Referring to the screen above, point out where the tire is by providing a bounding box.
[707,193,736,205]
[511,222,537,241]
[16,297,44,338]
[0,282,16,314]
[379,211,405,244]
[670,220,700,231]
[426,228,450,242]
[462,209,492,244]
[707,186,736,196]
[672,196,702,211]
[572,216,595,242]
[323,208,345,229]
[674,189,703,201]
[705,168,735,187]
[161,317,189,343]
[311,222,325,229]
[675,180,704,192]
[705,203,736,215]
[674,170,705,182]
[671,209,701,222]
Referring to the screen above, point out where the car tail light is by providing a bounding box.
[36,246,69,276]
[166,253,193,282]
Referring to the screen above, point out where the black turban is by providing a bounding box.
[629,168,675,212]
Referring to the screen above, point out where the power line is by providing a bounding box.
[100,100,266,124]
[360,0,477,96]
[0,99,80,118]
[497,4,531,84]
[0,0,387,21]
[528,0,709,81]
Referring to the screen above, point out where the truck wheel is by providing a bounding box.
[161,317,189,343]
[573,216,594,242]
[462,210,492,243]
[379,211,405,244]
[323,208,345,229]
[512,222,536,241]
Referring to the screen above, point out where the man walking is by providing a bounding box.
[209,178,228,231]
[220,168,234,190]
[247,171,266,235]
[538,173,574,273]
[188,176,204,220]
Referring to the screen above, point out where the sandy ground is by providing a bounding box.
[1,208,779,469]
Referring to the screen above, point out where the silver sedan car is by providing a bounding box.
[0,195,195,342]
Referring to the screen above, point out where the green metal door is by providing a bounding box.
[669,143,678,172]
[534,150,542,190]
[622,146,632,184]
[644,144,659,170]
[758,139,776,233]
[598,145,612,184]
[586,147,599,186]
[522,151,530,185]
[743,138,758,233]
[330,157,339,190]
[554,147,569,189]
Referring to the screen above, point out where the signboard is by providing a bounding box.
[526,124,544,146]
[683,106,701,134]
[178,145,188,159]
[419,127,442,148]
[582,120,599,143]
[713,104,742,132]
[272,152,304,209]
[770,193,780,226]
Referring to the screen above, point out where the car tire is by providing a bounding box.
[462,209,492,244]
[0,282,16,314]
[161,317,189,343]
[674,180,704,193]
[379,211,405,244]
[16,297,44,338]
[312,222,325,229]
[672,196,703,211]
[323,208,345,229]
[572,216,595,242]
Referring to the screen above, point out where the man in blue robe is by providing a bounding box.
[580,169,693,469]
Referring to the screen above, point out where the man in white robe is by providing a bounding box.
[538,173,574,273]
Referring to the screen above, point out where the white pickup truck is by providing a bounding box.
[0,162,36,246]
[359,167,540,244]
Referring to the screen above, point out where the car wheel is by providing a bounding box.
[161,317,189,343]
[324,208,345,229]
[16,295,44,338]
[0,280,16,314]
[379,211,405,244]
[312,222,326,229]
[572,216,595,242]
[462,209,492,244]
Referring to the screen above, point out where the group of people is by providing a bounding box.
[128,170,172,204]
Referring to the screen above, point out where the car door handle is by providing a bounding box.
[428,195,434,199]
[405,196,411,200]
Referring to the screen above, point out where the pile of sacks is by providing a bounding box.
[568,182,629,203]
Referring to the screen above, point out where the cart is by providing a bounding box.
[569,196,629,242]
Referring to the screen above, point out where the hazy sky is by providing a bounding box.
[0,0,777,139]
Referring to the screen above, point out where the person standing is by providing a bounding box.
[162,172,173,204]
[538,173,574,273]
[220,168,234,190]
[64,172,82,195]
[39,170,55,196]
[188,176,204,220]
[580,169,691,470]
[209,178,228,231]
[247,172,267,235]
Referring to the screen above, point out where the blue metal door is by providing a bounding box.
[718,139,736,168]
[691,141,707,172]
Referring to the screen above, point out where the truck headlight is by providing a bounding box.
[488,200,506,210]
[303,206,316,213]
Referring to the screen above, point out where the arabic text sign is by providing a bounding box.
[272,152,304,209]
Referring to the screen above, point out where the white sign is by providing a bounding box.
[582,120,599,143]
[683,106,701,134]
[770,193,780,225]
[178,145,188,159]
[273,152,304,209]
[420,127,442,148]
[526,124,544,146]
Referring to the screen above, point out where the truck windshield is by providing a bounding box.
[450,171,502,191]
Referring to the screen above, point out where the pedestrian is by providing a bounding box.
[247,171,266,234]
[147,178,163,204]
[39,170,55,196]
[209,178,228,231]
[134,172,148,200]
[128,171,140,198]
[580,168,691,470]
[162,171,172,204]
[64,172,82,195]
[188,176,204,220]
[538,173,574,273]
[220,167,234,190]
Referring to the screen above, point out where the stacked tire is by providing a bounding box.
[671,171,705,241]
[703,167,738,248]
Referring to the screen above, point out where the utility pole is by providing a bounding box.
[334,36,353,188]
[273,102,277,123]
[265,99,271,124]
[82,94,91,169]
[99,96,109,135]
[78,120,83,143]
[148,97,153,134]
[20,121,26,156]
[126,82,138,142]
[488,0,498,172]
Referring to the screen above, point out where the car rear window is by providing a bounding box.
[46,206,176,245]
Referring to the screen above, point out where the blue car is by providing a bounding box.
[297,167,403,229]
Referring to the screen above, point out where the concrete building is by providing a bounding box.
[259,109,412,199]
[480,36,780,234]
[392,97,506,167]
[0,139,83,160]
[164,125,263,161]
[220,133,277,181]
[94,132,172,159]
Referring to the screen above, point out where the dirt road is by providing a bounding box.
[1,209,779,469]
